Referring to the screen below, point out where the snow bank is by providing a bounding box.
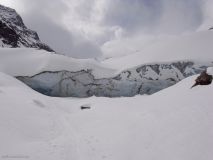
[0,48,115,78]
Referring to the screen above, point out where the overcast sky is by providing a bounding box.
[1,0,213,58]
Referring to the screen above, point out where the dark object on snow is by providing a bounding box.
[191,71,213,88]
[81,106,91,110]
[80,104,91,110]
[209,27,213,30]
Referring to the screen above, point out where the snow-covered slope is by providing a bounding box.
[0,5,53,52]
[102,31,213,70]
[0,72,66,159]
[0,71,212,160]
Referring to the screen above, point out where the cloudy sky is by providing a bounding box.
[1,0,213,58]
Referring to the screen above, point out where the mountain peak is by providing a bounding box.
[0,4,54,52]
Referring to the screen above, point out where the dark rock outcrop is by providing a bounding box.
[191,71,213,88]
[0,5,54,52]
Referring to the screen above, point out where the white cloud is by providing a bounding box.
[199,0,213,30]
[0,0,212,58]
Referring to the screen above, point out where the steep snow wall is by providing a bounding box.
[17,61,212,97]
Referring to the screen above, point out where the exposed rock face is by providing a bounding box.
[191,71,213,88]
[0,5,53,52]
[17,61,212,97]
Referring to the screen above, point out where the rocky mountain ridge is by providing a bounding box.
[0,4,53,51]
